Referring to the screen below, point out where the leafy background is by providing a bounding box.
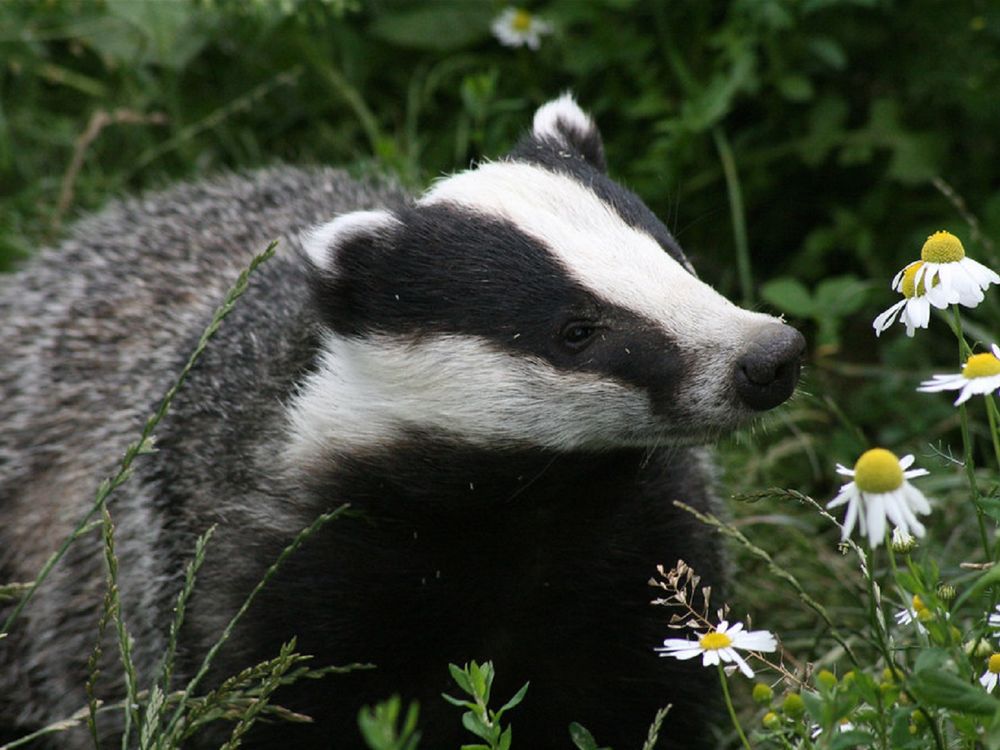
[2,0,1000,741]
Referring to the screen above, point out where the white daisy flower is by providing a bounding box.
[917,344,1000,405]
[655,619,777,678]
[827,448,931,548]
[913,230,999,308]
[811,720,855,739]
[988,604,1000,634]
[874,261,941,337]
[894,593,929,633]
[980,653,1000,692]
[491,7,553,50]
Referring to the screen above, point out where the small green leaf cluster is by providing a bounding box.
[358,695,421,750]
[441,661,529,750]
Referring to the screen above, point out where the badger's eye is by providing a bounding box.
[560,321,598,351]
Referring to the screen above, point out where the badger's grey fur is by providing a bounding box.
[0,95,803,749]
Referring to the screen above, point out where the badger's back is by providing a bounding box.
[0,166,407,740]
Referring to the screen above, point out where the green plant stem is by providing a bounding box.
[161,506,348,741]
[716,664,752,750]
[1,242,277,637]
[859,548,892,750]
[712,126,754,308]
[985,394,1000,472]
[951,305,992,560]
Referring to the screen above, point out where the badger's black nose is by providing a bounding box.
[733,324,805,411]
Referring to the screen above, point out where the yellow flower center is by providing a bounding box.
[989,653,1000,675]
[962,352,1000,379]
[853,448,903,493]
[921,230,966,264]
[911,594,927,613]
[899,261,938,298]
[699,631,733,651]
[511,9,533,31]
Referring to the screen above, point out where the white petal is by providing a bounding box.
[981,670,998,692]
[732,629,778,653]
[873,300,905,334]
[911,297,931,327]
[729,650,756,678]
[918,374,966,392]
[899,454,915,469]
[955,383,976,405]
[866,493,888,547]
[659,637,701,650]
[902,483,932,516]
[827,485,855,509]
[840,493,860,541]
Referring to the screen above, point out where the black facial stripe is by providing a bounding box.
[312,203,687,416]
[506,136,690,269]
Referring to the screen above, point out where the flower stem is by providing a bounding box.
[985,394,1000,472]
[712,126,754,308]
[952,305,991,560]
[717,663,753,750]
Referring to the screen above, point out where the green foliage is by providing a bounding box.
[761,274,869,351]
[568,722,612,750]
[358,695,422,750]
[441,660,528,750]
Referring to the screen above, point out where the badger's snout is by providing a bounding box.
[733,324,805,411]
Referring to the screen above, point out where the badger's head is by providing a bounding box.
[289,95,803,464]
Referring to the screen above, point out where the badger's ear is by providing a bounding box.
[531,93,606,172]
[303,209,401,275]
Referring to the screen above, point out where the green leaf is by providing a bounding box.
[913,647,949,673]
[813,275,868,317]
[778,74,814,102]
[498,725,513,750]
[441,693,475,709]
[830,730,876,749]
[448,663,474,696]
[807,37,848,70]
[370,2,494,51]
[496,681,529,716]
[568,722,601,750]
[679,74,738,132]
[760,277,814,317]
[462,711,494,742]
[908,668,1000,715]
[799,689,824,723]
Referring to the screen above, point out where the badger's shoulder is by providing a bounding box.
[0,165,407,504]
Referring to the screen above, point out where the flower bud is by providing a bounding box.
[891,527,918,553]
[762,711,781,730]
[781,693,805,719]
[815,669,837,691]
[936,583,956,602]
[752,682,774,705]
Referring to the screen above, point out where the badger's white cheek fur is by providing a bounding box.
[283,333,655,466]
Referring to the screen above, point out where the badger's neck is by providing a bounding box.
[306,432,664,519]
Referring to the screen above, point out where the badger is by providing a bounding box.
[0,95,803,749]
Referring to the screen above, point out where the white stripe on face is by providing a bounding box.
[419,162,776,347]
[284,332,656,465]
